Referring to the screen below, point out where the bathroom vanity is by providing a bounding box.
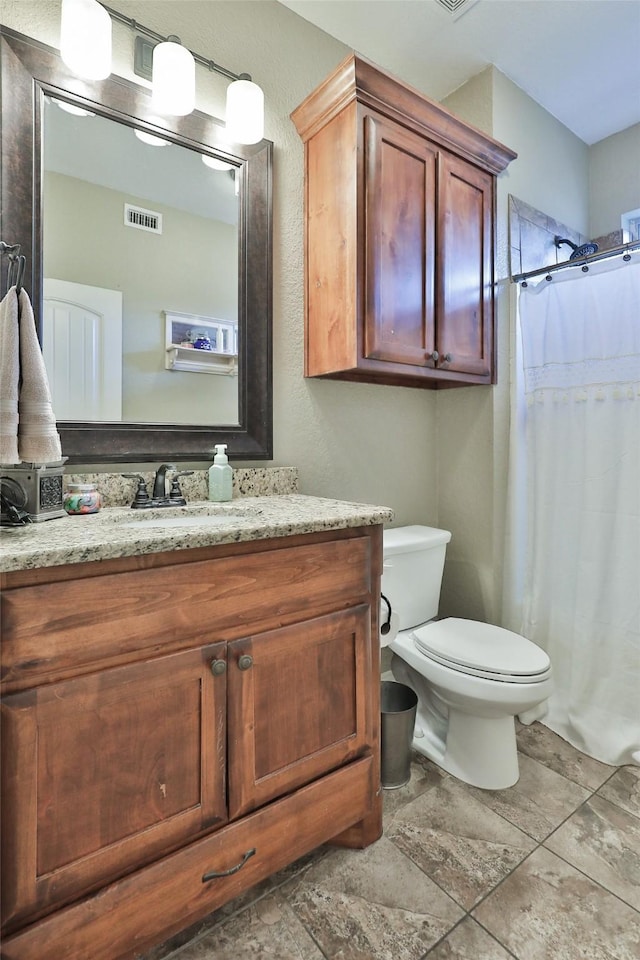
[0,496,392,960]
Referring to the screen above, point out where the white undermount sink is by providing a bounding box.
[109,502,263,530]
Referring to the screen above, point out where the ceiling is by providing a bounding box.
[279,0,640,145]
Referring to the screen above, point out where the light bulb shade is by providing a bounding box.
[225,80,264,145]
[60,0,112,81]
[151,40,195,116]
[202,156,234,171]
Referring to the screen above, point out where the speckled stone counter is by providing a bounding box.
[0,495,394,573]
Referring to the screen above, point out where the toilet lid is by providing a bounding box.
[412,618,551,681]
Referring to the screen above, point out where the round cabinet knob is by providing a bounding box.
[237,654,253,671]
[210,659,227,676]
[443,353,453,364]
[429,350,440,363]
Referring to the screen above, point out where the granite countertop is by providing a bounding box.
[0,495,394,573]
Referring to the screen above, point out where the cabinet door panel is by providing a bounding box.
[1,644,227,930]
[228,606,372,817]
[438,152,494,379]
[364,115,437,366]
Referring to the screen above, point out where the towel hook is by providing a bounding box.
[1,240,26,296]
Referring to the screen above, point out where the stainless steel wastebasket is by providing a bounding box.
[380,680,418,789]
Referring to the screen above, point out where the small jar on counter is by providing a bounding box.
[63,482,102,515]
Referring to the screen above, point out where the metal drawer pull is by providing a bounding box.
[429,350,439,363]
[238,654,253,671]
[210,658,227,676]
[202,848,256,882]
[442,353,453,363]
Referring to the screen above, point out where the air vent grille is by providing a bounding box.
[124,203,163,234]
[434,0,479,19]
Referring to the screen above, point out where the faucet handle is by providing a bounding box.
[169,471,194,503]
[122,473,151,508]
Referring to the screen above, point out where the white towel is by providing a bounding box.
[17,288,62,464]
[0,286,20,464]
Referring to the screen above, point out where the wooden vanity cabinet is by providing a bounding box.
[0,528,381,960]
[291,54,516,388]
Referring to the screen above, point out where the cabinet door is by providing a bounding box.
[364,114,437,367]
[228,605,373,818]
[1,643,227,931]
[437,151,494,380]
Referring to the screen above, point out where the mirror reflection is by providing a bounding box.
[42,96,240,427]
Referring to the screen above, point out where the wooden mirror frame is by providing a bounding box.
[0,26,273,463]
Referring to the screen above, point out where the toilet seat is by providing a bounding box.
[411,618,551,684]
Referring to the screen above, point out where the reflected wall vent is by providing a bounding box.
[124,203,163,234]
[434,0,480,20]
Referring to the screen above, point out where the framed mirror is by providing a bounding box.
[0,26,272,463]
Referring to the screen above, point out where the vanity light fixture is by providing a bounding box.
[225,79,264,145]
[150,37,195,117]
[59,3,265,143]
[60,0,112,80]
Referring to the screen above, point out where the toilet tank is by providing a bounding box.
[382,525,452,630]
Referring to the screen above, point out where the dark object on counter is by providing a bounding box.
[0,461,67,522]
[0,475,31,525]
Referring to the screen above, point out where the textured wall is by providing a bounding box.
[589,123,640,238]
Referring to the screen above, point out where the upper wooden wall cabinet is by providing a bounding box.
[291,54,516,388]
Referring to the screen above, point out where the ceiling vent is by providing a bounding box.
[434,0,480,21]
[124,203,163,234]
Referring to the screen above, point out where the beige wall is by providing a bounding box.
[589,123,640,238]
[2,0,439,526]
[44,171,238,424]
[437,67,590,622]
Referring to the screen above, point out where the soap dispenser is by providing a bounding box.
[208,444,233,502]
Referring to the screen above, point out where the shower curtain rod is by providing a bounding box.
[512,238,640,285]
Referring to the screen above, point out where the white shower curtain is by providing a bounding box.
[504,255,640,766]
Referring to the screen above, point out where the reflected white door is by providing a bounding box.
[43,279,123,421]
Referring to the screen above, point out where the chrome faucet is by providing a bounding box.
[152,463,177,501]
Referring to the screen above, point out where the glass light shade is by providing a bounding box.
[52,98,95,118]
[134,117,170,147]
[134,130,170,147]
[202,156,234,171]
[225,79,264,145]
[151,40,195,116]
[60,0,112,81]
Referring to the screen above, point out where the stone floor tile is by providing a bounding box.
[171,894,326,959]
[425,917,514,959]
[463,752,590,842]
[472,846,640,960]
[515,721,615,791]
[597,765,640,819]
[382,752,448,822]
[544,793,640,910]
[285,835,463,960]
[386,778,536,910]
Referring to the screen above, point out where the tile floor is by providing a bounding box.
[139,722,640,960]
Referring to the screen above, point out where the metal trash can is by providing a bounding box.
[380,680,418,789]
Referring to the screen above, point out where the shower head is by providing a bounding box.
[554,236,599,260]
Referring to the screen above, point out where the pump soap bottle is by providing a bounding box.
[208,444,233,502]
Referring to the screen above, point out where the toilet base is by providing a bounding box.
[413,710,520,790]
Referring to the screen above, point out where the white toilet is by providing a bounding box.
[382,525,552,789]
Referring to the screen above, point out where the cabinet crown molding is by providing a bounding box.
[291,52,517,176]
